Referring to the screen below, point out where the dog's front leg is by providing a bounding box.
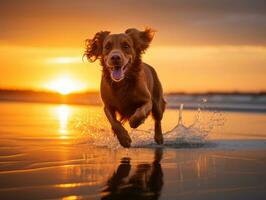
[104,106,132,148]
[129,101,152,129]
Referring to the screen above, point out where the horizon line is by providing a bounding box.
[1,88,266,95]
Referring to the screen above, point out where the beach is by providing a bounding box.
[0,102,266,200]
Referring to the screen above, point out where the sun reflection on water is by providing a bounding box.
[57,104,71,139]
[62,195,79,200]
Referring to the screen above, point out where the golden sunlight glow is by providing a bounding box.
[1,45,266,92]
[47,57,81,64]
[45,76,86,95]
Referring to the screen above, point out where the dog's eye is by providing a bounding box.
[122,43,129,49]
[105,43,111,50]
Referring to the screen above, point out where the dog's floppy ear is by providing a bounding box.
[84,31,110,62]
[125,27,155,53]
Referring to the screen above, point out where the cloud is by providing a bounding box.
[0,0,265,46]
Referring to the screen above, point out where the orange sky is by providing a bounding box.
[0,0,266,93]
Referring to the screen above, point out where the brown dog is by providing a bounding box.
[85,28,165,148]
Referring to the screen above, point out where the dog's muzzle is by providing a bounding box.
[106,51,130,82]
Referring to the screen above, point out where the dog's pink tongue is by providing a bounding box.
[112,69,122,80]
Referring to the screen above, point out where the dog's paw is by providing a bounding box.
[118,132,132,148]
[129,117,145,129]
[113,126,132,148]
[154,133,164,145]
[129,115,145,129]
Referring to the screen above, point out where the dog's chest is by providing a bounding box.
[112,91,144,118]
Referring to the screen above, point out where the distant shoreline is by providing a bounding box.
[0,89,101,106]
[1,89,266,96]
[1,89,266,113]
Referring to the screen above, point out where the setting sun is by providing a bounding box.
[45,76,86,95]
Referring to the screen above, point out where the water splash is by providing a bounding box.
[130,99,224,148]
[74,113,119,148]
[163,101,224,146]
[75,99,225,149]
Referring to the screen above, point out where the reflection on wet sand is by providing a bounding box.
[101,148,163,200]
[1,103,266,199]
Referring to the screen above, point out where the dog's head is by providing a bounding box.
[85,28,155,82]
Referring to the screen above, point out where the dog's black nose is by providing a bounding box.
[111,55,121,63]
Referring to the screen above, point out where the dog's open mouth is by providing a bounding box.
[111,68,123,81]
[111,59,130,82]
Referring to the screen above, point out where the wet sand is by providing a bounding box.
[0,102,266,199]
